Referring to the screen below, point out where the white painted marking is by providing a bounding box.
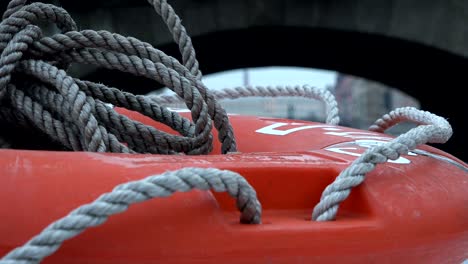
[255,123,338,136]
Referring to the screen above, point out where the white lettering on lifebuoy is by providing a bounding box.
[255,122,392,140]
[255,123,418,164]
[255,123,340,136]
[255,122,468,167]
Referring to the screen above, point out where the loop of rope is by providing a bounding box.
[312,107,452,221]
[0,0,239,154]
[0,2,78,48]
[368,106,449,141]
[0,0,455,262]
[0,167,262,264]
[0,25,41,99]
[29,28,236,153]
[0,1,252,262]
[152,84,340,125]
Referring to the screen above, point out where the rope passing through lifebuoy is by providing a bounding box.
[0,0,456,263]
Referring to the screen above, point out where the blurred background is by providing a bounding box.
[4,0,466,160]
[154,67,420,135]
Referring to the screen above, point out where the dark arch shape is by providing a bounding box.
[83,26,468,161]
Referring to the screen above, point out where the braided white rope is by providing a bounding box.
[152,85,340,125]
[312,107,452,221]
[0,0,457,262]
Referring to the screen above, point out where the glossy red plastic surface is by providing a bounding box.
[1,109,467,263]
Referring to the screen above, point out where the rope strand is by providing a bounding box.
[312,107,452,221]
[0,168,262,264]
[0,0,237,154]
[0,0,455,263]
[152,85,340,125]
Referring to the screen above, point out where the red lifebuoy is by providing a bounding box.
[0,0,466,262]
[1,110,466,264]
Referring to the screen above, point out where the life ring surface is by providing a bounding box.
[1,111,466,264]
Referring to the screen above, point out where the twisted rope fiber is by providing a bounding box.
[143,1,238,154]
[30,30,236,153]
[7,85,101,151]
[152,85,340,125]
[0,168,262,264]
[0,24,40,99]
[2,0,27,20]
[0,1,259,263]
[312,107,452,221]
[149,0,202,79]
[0,0,455,263]
[56,48,216,153]
[0,106,69,150]
[18,59,211,154]
[22,82,162,153]
[0,0,237,154]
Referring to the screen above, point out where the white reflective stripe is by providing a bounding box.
[324,147,361,158]
[324,146,411,164]
[412,149,468,172]
[322,127,342,131]
[354,139,417,156]
[255,123,338,136]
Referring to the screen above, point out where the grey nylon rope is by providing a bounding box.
[0,0,456,262]
[148,0,202,79]
[2,0,27,20]
[31,29,237,153]
[0,1,253,263]
[1,107,454,263]
[312,107,452,221]
[152,84,340,125]
[0,0,236,154]
[0,167,262,264]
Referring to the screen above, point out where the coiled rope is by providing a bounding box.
[0,0,454,263]
[0,0,236,154]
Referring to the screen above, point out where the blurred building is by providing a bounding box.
[334,74,420,135]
